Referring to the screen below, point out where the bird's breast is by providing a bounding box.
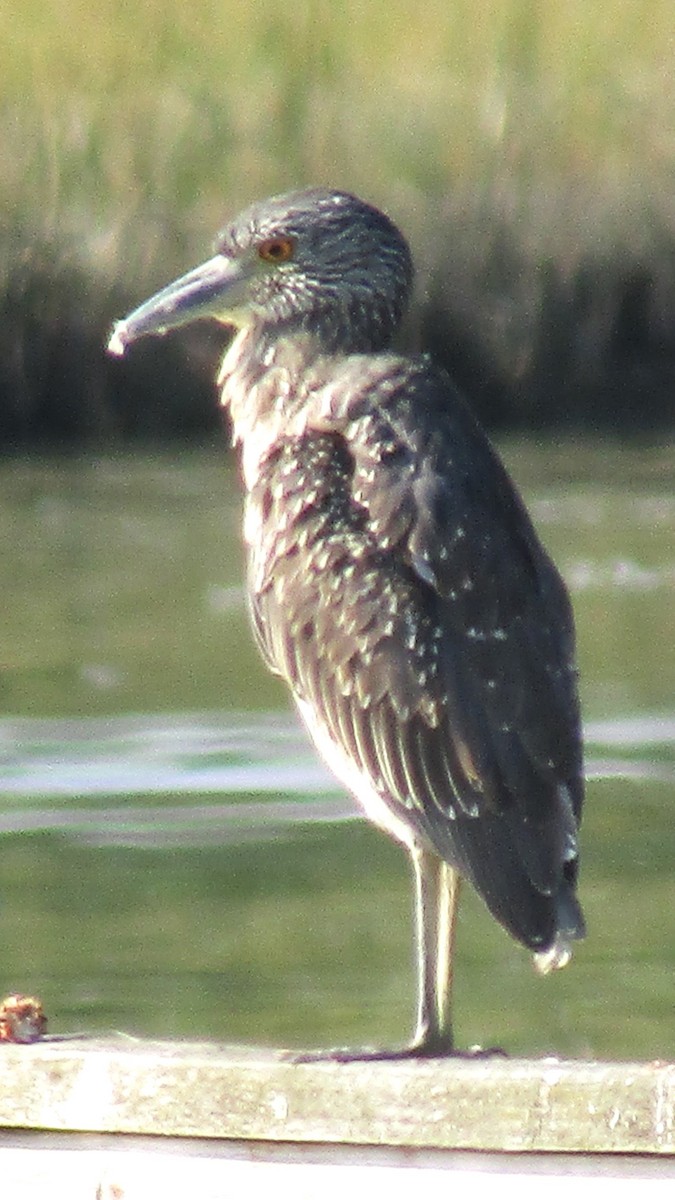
[218,332,337,491]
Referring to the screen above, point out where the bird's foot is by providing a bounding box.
[284,1044,430,1064]
[404,1033,507,1060]
[456,1043,508,1059]
[284,1037,506,1063]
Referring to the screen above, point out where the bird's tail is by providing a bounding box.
[533,889,586,974]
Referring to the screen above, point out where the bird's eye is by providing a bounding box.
[258,237,295,264]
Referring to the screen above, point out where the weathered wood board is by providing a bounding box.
[0,1038,672,1154]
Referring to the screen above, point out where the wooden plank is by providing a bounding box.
[0,1038,673,1154]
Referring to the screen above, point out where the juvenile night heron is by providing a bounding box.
[108,187,585,1057]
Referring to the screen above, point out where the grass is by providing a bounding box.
[2,0,675,441]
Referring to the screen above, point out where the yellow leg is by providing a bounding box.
[411,845,460,1055]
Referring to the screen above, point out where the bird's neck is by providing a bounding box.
[216,323,332,491]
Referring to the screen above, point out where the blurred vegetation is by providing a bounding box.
[2,0,675,443]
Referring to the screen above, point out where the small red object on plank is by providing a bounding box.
[0,993,47,1043]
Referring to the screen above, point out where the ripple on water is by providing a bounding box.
[0,710,672,847]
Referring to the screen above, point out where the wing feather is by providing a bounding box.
[245,354,584,947]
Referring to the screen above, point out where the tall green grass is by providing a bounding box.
[2,0,675,440]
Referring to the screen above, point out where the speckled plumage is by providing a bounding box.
[108,187,585,1054]
[240,349,583,951]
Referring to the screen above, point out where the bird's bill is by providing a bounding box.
[107,253,251,357]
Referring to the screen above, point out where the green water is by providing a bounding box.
[0,446,673,1058]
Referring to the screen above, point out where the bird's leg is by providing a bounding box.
[285,845,461,1063]
[408,844,459,1056]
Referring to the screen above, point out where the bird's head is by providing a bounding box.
[108,188,414,358]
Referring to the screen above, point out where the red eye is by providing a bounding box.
[258,236,295,263]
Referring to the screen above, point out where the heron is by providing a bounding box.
[108,187,585,1058]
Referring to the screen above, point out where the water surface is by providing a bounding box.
[1,447,673,1058]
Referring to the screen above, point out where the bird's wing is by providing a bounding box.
[246,356,583,928]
